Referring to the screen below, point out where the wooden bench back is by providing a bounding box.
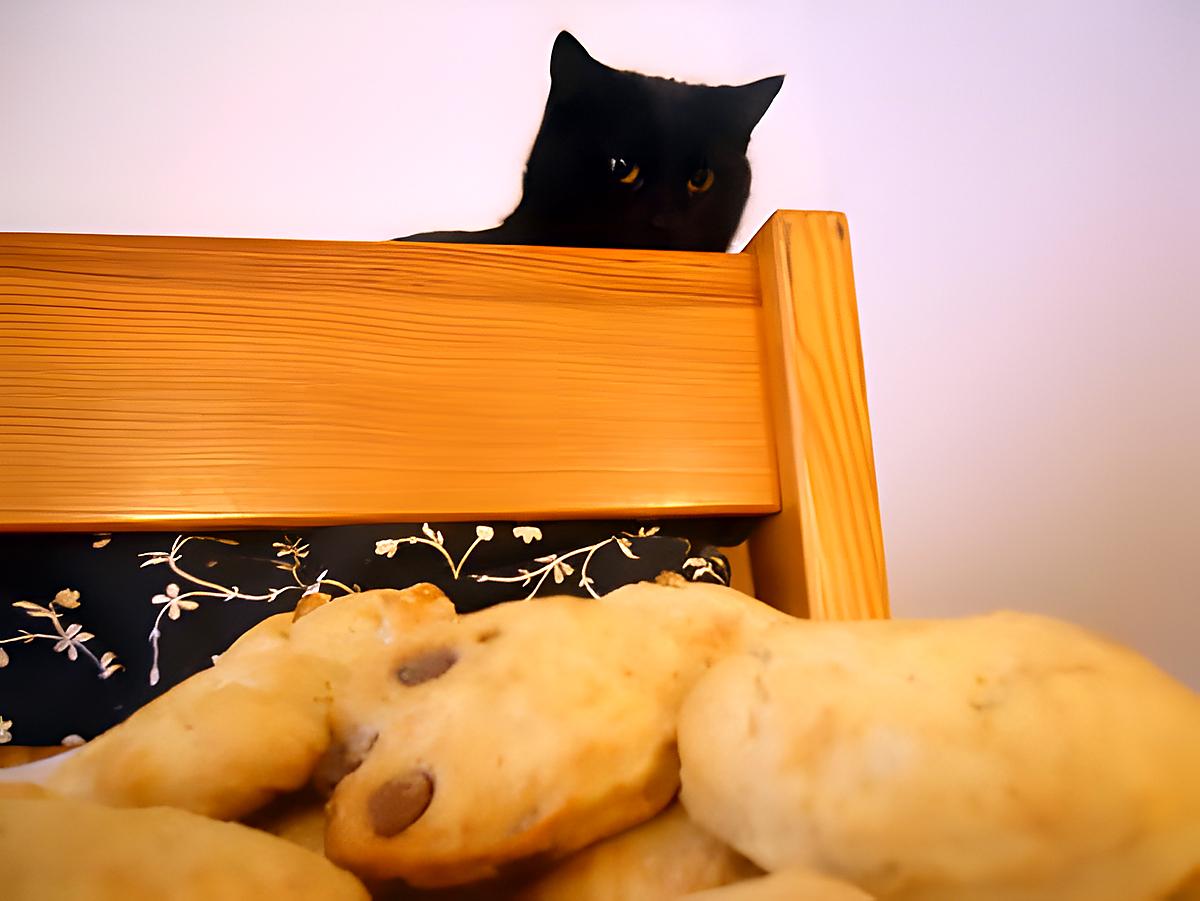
[0,211,887,620]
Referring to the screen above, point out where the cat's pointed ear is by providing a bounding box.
[550,31,599,86]
[729,74,785,134]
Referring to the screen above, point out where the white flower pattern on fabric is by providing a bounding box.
[53,589,81,609]
[683,556,729,585]
[0,588,124,741]
[0,590,122,679]
[140,535,357,687]
[151,583,198,622]
[375,538,402,558]
[469,526,724,600]
[372,522,493,579]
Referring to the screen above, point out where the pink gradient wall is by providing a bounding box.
[3,2,1197,683]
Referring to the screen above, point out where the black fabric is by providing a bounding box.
[0,518,752,746]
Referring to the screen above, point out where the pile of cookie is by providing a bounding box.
[2,577,1199,900]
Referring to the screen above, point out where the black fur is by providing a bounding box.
[396,32,783,252]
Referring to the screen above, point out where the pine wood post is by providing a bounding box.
[743,211,889,619]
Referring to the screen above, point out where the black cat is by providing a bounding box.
[396,31,783,252]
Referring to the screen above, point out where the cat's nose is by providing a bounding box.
[651,214,669,230]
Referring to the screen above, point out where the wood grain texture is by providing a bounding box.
[0,234,777,529]
[744,212,889,620]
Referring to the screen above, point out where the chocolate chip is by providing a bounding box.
[369,770,434,837]
[396,647,458,685]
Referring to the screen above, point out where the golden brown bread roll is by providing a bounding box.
[324,580,788,886]
[679,611,1200,901]
[683,867,875,900]
[47,586,455,819]
[0,795,368,900]
[515,802,762,900]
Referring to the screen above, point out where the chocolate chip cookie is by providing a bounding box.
[0,795,368,900]
[48,585,455,819]
[678,612,1200,901]
[324,580,785,886]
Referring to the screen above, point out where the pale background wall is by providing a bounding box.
[3,1,1197,684]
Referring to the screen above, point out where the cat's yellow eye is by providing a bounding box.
[610,158,640,185]
[688,168,715,194]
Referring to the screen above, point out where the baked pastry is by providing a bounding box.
[46,643,335,819]
[515,802,762,900]
[47,585,455,819]
[682,868,875,900]
[0,795,368,900]
[0,781,54,800]
[678,612,1200,901]
[1166,872,1200,901]
[245,788,328,855]
[324,595,683,885]
[247,791,528,901]
[601,576,792,658]
[324,580,783,886]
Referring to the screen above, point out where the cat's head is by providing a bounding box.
[516,31,784,252]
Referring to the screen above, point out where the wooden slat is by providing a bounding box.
[744,212,889,619]
[0,234,777,529]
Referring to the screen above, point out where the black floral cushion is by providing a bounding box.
[0,518,751,746]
